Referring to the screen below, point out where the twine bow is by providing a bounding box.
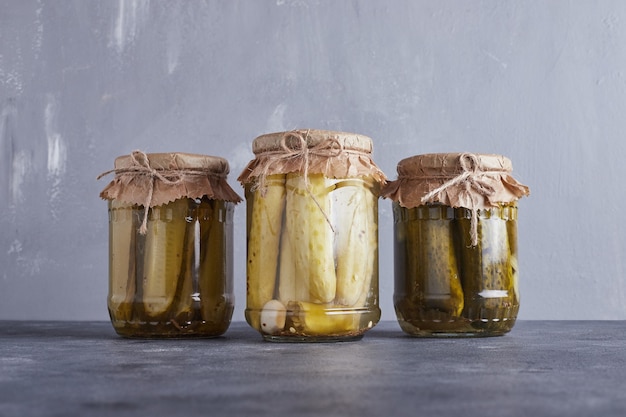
[97,150,216,234]
[420,153,497,246]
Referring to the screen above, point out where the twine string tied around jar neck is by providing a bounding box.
[420,153,497,246]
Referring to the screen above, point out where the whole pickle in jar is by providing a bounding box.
[334,179,377,309]
[198,198,233,333]
[456,206,519,331]
[168,201,195,327]
[286,301,358,337]
[141,198,192,321]
[405,205,464,319]
[108,200,139,323]
[282,173,336,304]
[245,175,286,331]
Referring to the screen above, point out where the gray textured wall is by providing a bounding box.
[1,0,625,322]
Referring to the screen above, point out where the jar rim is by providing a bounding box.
[100,151,242,210]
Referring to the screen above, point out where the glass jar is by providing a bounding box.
[99,151,241,338]
[383,153,530,337]
[238,129,387,342]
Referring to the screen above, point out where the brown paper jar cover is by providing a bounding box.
[237,129,387,185]
[99,151,242,207]
[381,152,530,209]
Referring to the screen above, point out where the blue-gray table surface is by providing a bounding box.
[1,320,624,417]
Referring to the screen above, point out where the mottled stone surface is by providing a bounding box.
[1,321,625,416]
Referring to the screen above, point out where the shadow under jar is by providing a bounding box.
[238,129,387,342]
[99,151,241,338]
[383,153,530,337]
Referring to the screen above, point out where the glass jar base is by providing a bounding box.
[110,320,230,339]
[401,329,509,338]
[397,318,516,338]
[247,307,380,343]
[262,333,365,343]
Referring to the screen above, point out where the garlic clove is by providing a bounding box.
[260,299,287,335]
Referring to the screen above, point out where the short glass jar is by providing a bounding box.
[383,153,530,337]
[99,151,241,338]
[238,130,387,342]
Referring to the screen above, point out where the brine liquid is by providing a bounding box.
[244,174,381,342]
[393,204,519,337]
[107,197,235,338]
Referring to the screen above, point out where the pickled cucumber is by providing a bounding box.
[284,173,336,304]
[246,175,286,331]
[169,211,195,325]
[353,184,378,310]
[199,199,231,331]
[142,198,190,320]
[456,206,518,330]
[286,301,357,336]
[405,205,464,317]
[278,223,297,303]
[108,200,137,322]
[334,181,372,307]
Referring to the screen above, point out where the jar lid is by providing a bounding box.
[396,152,514,178]
[251,129,374,155]
[238,129,386,185]
[382,152,529,209]
[113,151,231,173]
[99,151,242,208]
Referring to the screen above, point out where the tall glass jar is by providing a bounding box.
[383,153,530,337]
[238,130,387,342]
[99,151,242,338]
